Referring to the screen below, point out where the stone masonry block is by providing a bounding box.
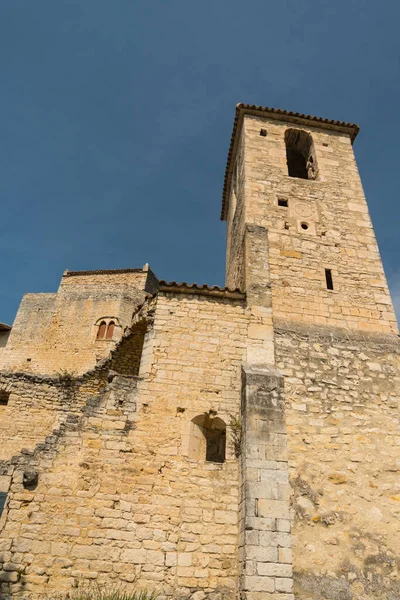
[242,575,275,592]
[246,546,278,563]
[244,516,276,531]
[257,499,290,519]
[257,562,292,577]
[275,577,293,593]
[259,531,291,548]
[278,548,292,564]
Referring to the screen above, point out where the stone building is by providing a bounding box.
[0,103,399,600]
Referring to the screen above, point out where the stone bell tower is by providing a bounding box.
[222,104,399,600]
[223,103,397,337]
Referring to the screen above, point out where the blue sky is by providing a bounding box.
[1,0,399,325]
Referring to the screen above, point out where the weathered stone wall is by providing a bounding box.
[275,322,400,600]
[0,269,157,375]
[0,371,108,463]
[0,291,249,599]
[239,365,293,600]
[0,298,154,463]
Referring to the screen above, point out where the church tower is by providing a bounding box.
[223,104,397,336]
[223,105,399,599]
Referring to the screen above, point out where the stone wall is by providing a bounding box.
[239,364,293,600]
[0,268,157,376]
[0,297,154,463]
[275,321,400,600]
[0,290,249,599]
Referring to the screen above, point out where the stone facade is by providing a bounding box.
[0,267,158,376]
[0,104,399,600]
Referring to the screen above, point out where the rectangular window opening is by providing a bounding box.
[0,492,7,516]
[325,269,334,290]
[0,391,10,406]
[278,198,288,208]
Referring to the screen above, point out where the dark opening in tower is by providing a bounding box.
[285,129,317,180]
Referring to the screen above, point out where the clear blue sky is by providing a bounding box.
[1,0,399,325]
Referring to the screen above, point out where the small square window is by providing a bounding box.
[278,198,288,208]
[260,129,267,137]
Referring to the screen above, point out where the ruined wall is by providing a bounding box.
[275,322,400,600]
[0,269,157,375]
[0,372,106,462]
[0,298,154,463]
[0,291,248,599]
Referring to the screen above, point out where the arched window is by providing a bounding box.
[97,321,107,340]
[188,414,226,463]
[285,129,317,180]
[95,317,121,341]
[106,321,115,339]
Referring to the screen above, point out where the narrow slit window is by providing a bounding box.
[325,269,334,290]
[0,492,7,516]
[278,198,288,208]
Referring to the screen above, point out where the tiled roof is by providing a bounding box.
[221,103,360,220]
[158,280,245,300]
[0,323,11,331]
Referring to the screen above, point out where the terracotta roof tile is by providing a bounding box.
[221,103,360,220]
[158,280,245,299]
[0,323,11,331]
